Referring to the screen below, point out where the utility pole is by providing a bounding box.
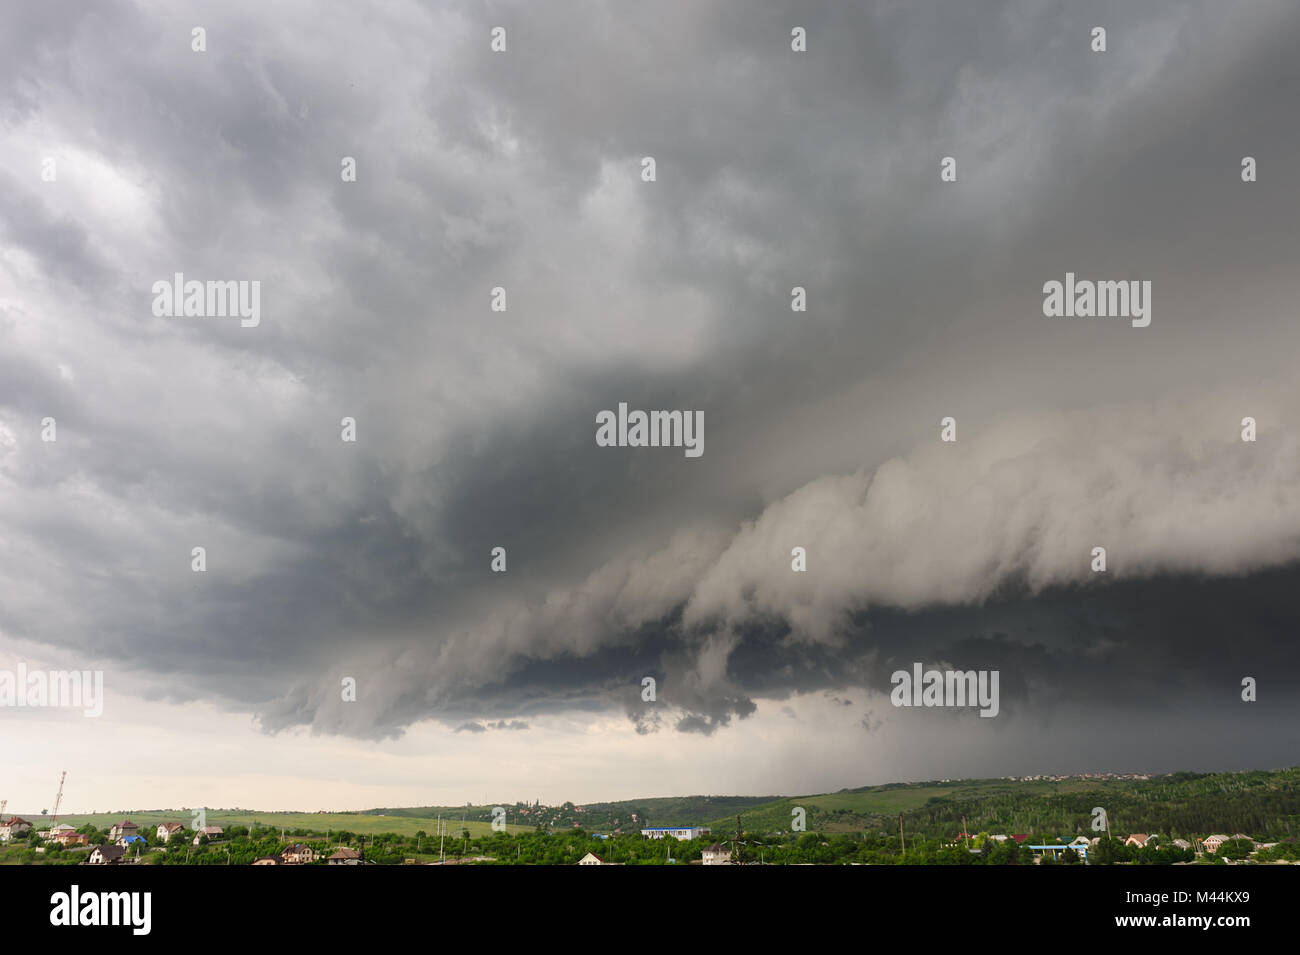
[899,813,906,858]
[51,771,67,825]
[963,815,969,848]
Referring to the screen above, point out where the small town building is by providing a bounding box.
[192,826,224,845]
[703,843,732,865]
[1201,834,1232,853]
[282,843,317,864]
[0,817,33,842]
[108,820,139,841]
[86,844,128,865]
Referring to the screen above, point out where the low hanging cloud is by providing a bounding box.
[684,378,1300,642]
[250,374,1300,738]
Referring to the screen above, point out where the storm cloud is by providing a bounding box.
[2,0,1299,793]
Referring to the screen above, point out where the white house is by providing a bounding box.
[0,817,33,842]
[640,826,710,841]
[282,843,316,864]
[86,844,127,865]
[157,823,185,842]
[703,843,732,865]
[578,852,605,865]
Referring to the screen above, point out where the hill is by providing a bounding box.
[703,769,1300,840]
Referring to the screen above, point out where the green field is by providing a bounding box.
[48,811,526,839]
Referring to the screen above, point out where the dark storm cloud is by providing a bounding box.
[1,0,1298,776]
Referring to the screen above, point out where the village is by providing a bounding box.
[0,812,1292,866]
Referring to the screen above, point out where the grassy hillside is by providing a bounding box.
[705,769,1300,840]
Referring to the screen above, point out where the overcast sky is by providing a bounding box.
[3,0,1299,813]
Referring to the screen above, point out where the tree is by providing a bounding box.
[1092,837,1118,865]
[1217,839,1253,861]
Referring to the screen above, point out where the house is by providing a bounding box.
[157,823,185,843]
[328,847,362,865]
[1201,834,1232,853]
[0,817,32,842]
[117,835,147,849]
[108,820,139,841]
[1009,834,1030,844]
[85,844,128,865]
[578,852,604,865]
[703,843,732,865]
[1171,839,1191,850]
[252,856,284,865]
[53,830,89,846]
[640,827,710,841]
[282,843,317,864]
[1125,834,1150,848]
[191,826,224,845]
